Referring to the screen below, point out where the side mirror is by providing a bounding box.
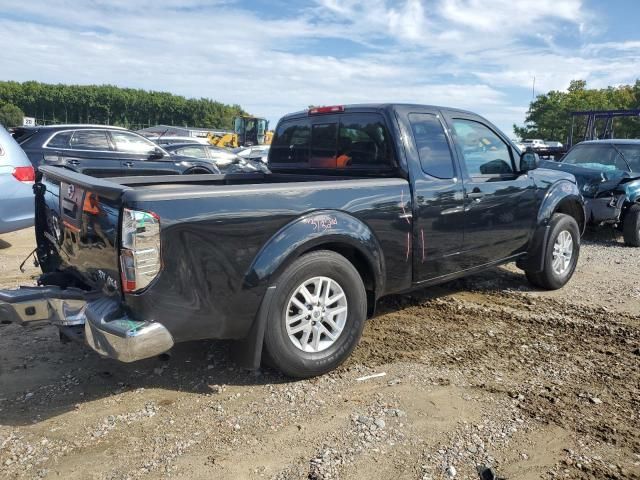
[520,149,539,172]
[149,147,165,160]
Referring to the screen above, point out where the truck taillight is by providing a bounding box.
[120,208,161,293]
[12,166,35,183]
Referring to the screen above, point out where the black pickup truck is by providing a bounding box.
[0,104,586,378]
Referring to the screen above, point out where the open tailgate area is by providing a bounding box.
[36,166,129,295]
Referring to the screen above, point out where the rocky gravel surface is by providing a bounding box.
[0,227,638,479]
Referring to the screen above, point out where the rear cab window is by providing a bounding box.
[408,113,456,179]
[270,111,394,173]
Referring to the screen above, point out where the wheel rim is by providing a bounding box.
[552,230,573,276]
[285,276,348,353]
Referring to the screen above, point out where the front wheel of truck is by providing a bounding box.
[525,213,580,290]
[264,250,367,378]
[622,204,640,247]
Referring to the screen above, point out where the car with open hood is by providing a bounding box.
[541,139,640,246]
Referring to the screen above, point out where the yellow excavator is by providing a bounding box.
[208,116,273,148]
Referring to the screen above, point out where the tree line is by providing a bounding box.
[0,80,247,129]
[515,79,640,142]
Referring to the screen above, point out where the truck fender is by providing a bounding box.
[244,210,386,296]
[623,178,640,204]
[518,181,585,273]
[236,211,386,371]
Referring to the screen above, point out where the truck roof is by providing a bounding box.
[279,103,478,122]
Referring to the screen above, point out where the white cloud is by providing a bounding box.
[0,0,637,135]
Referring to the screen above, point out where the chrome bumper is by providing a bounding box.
[0,287,174,362]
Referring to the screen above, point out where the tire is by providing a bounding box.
[263,250,367,378]
[525,213,580,290]
[622,204,640,247]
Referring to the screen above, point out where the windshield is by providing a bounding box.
[562,144,633,173]
[616,144,640,172]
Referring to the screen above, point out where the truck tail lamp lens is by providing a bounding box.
[120,208,161,293]
[12,166,35,183]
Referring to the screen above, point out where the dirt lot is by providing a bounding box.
[0,228,638,480]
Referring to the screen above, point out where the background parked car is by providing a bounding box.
[521,138,546,149]
[14,125,221,177]
[0,125,35,234]
[164,142,270,173]
[541,139,640,246]
[148,135,211,146]
[234,145,270,163]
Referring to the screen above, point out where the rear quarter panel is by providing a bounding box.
[123,178,411,342]
[0,171,34,234]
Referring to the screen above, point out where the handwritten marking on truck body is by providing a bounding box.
[303,215,338,231]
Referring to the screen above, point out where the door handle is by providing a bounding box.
[123,161,134,167]
[67,159,80,166]
[465,190,484,202]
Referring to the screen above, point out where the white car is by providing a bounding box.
[521,139,546,149]
[234,145,270,163]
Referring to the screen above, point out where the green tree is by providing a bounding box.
[0,81,248,130]
[514,79,640,143]
[0,103,25,127]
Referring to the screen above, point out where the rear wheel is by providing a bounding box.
[525,213,580,290]
[263,250,367,378]
[622,204,640,247]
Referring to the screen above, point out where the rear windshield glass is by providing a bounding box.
[270,113,393,171]
[12,127,38,145]
[47,131,73,148]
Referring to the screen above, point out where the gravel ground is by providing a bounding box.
[0,227,638,480]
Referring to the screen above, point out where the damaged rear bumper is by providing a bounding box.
[0,287,174,362]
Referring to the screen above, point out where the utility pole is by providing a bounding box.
[532,76,536,100]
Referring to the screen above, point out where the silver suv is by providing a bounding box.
[0,125,34,234]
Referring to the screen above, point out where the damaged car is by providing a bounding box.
[542,139,640,246]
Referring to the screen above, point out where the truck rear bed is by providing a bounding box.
[33,166,410,348]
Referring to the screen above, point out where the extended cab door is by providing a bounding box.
[63,129,123,177]
[403,109,466,282]
[442,113,537,267]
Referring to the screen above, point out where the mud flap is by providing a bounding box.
[516,224,551,273]
[232,285,277,371]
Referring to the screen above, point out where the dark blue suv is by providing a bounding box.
[14,125,221,177]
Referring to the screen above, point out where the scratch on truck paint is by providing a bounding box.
[303,215,338,231]
[405,232,411,262]
[400,190,411,224]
